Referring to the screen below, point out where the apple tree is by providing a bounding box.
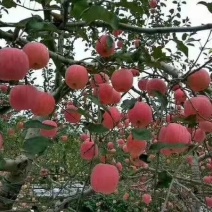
[0,0,212,211]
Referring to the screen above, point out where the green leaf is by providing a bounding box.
[2,0,16,8]
[132,129,152,141]
[197,1,212,13]
[25,16,44,32]
[157,171,172,188]
[107,36,115,49]
[0,155,6,171]
[83,123,109,134]
[149,143,189,152]
[150,99,161,118]
[176,115,197,127]
[72,0,89,19]
[26,19,58,33]
[40,38,56,52]
[34,0,51,4]
[87,95,110,113]
[0,106,11,115]
[169,9,174,14]
[182,33,188,41]
[208,137,212,147]
[174,39,188,57]
[116,1,145,15]
[24,120,56,130]
[184,115,197,127]
[154,91,168,111]
[88,95,102,106]
[204,87,212,95]
[116,52,135,63]
[0,121,3,131]
[121,98,137,111]
[152,46,166,60]
[24,136,52,156]
[76,29,89,42]
[81,6,119,29]
[76,108,94,121]
[151,46,171,63]
[42,22,58,32]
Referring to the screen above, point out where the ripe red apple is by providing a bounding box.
[64,104,81,124]
[203,176,212,184]
[206,197,212,208]
[116,162,123,172]
[61,135,68,143]
[80,133,90,142]
[123,193,130,200]
[146,78,167,96]
[80,139,98,161]
[187,69,210,92]
[113,30,123,37]
[158,123,191,156]
[138,79,148,91]
[199,121,212,132]
[17,121,24,129]
[117,40,124,49]
[93,83,114,105]
[9,85,38,111]
[90,163,119,194]
[102,107,122,129]
[111,89,121,104]
[184,96,212,122]
[149,0,158,8]
[174,89,187,105]
[65,65,88,90]
[130,69,140,77]
[23,42,49,70]
[0,84,9,93]
[96,35,115,57]
[191,128,206,143]
[107,142,115,150]
[0,48,29,81]
[111,69,133,92]
[90,72,109,87]
[128,102,153,128]
[142,194,152,205]
[127,134,147,158]
[31,91,55,116]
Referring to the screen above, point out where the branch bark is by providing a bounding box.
[0,156,29,172]
[190,154,204,212]
[2,20,212,34]
[159,61,179,78]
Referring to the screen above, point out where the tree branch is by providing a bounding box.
[2,19,212,34]
[120,23,212,34]
[159,61,179,78]
[46,187,94,212]
[65,21,212,34]
[0,156,29,172]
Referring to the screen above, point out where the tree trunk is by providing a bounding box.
[0,118,42,211]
